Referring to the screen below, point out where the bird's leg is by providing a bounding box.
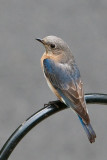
[44,99,60,108]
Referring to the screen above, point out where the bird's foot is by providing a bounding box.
[44,100,60,108]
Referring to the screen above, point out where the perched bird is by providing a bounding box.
[36,35,96,143]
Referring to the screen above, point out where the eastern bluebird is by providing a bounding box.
[36,35,96,143]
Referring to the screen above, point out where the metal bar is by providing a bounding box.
[0,93,107,160]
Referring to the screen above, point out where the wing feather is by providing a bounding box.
[43,58,90,124]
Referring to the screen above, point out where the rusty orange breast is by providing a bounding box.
[41,52,63,102]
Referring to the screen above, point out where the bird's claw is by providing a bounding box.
[44,100,59,108]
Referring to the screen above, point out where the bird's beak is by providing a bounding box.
[36,38,45,45]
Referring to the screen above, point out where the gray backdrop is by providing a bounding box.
[0,0,107,159]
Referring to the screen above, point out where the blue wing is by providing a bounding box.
[43,58,89,124]
[43,59,80,89]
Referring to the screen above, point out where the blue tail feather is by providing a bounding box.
[78,116,96,143]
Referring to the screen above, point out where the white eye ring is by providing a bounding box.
[50,44,55,48]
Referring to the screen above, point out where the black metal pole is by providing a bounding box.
[0,93,107,160]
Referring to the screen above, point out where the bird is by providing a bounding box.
[36,35,96,143]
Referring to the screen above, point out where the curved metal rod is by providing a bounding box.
[0,93,107,160]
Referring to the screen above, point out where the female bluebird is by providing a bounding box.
[36,36,96,143]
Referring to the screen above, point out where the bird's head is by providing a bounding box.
[36,35,71,56]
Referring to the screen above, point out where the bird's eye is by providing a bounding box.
[50,44,55,48]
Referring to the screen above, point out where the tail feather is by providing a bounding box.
[78,116,96,143]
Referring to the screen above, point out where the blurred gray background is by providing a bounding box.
[0,0,107,159]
